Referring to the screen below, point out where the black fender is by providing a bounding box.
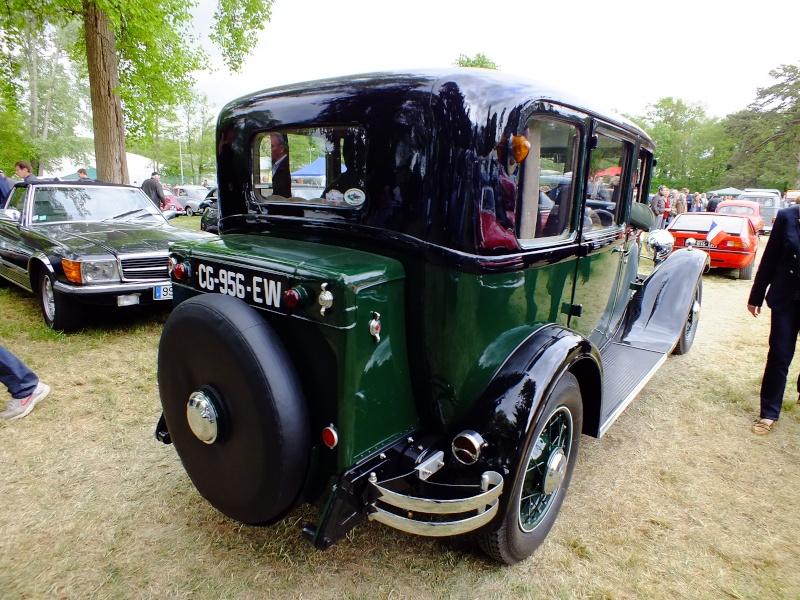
[461,324,601,477]
[619,247,707,352]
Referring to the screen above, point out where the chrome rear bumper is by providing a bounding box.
[367,470,503,537]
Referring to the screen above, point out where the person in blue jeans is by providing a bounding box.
[0,344,50,420]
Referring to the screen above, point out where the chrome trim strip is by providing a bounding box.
[371,471,503,514]
[369,500,500,537]
[367,470,503,537]
[53,279,171,295]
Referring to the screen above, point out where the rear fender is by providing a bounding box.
[462,324,601,476]
[620,247,707,352]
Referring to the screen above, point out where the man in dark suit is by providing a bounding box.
[270,133,291,198]
[747,202,800,434]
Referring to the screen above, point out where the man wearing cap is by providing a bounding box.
[142,171,166,209]
[0,169,11,202]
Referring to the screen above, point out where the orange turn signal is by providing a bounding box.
[61,259,82,283]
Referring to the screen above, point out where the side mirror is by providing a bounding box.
[0,208,21,222]
[162,210,178,220]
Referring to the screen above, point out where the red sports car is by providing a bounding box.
[715,200,765,234]
[667,212,758,280]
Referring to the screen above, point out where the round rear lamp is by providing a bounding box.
[173,262,189,280]
[452,430,485,465]
[322,424,338,449]
[282,285,309,310]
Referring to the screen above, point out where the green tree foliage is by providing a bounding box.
[0,102,35,170]
[636,97,709,190]
[129,92,217,185]
[454,53,499,70]
[0,19,90,173]
[0,0,274,183]
[634,62,800,193]
[722,64,800,190]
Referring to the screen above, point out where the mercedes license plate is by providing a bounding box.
[153,284,173,300]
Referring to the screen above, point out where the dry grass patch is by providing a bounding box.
[1,238,799,599]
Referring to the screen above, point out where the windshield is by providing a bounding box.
[670,213,746,234]
[30,186,166,224]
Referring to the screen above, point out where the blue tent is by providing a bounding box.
[291,157,345,177]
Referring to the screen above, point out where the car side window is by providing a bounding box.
[584,132,631,231]
[6,187,26,212]
[517,117,580,243]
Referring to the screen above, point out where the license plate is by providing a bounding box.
[693,240,714,248]
[154,284,173,300]
[194,261,287,309]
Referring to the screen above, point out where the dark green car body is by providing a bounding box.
[157,70,706,563]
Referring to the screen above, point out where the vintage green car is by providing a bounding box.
[155,69,705,564]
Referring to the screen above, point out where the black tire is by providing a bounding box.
[673,278,702,355]
[185,206,194,217]
[38,269,83,331]
[739,260,754,280]
[480,372,583,565]
[157,294,310,525]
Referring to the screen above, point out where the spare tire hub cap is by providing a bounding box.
[187,390,220,444]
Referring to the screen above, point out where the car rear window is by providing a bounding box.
[670,213,746,234]
[251,127,366,210]
[740,195,778,207]
[718,205,754,215]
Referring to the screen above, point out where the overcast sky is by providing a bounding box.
[193,0,799,121]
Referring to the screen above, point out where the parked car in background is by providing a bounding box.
[162,192,184,214]
[155,69,706,565]
[197,186,217,213]
[0,180,211,330]
[173,185,211,216]
[715,199,764,234]
[200,197,219,234]
[738,189,782,233]
[668,212,758,279]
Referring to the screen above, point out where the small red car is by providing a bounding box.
[715,200,764,234]
[668,212,759,279]
[162,193,184,214]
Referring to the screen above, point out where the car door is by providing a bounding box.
[567,125,635,348]
[0,185,35,289]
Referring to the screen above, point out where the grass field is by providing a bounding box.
[1,230,799,599]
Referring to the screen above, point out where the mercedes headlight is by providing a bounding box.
[62,258,119,283]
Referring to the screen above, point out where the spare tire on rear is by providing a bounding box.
[158,294,310,525]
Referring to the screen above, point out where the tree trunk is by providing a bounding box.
[83,1,129,183]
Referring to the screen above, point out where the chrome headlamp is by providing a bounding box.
[645,229,675,261]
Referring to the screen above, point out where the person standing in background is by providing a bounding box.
[142,171,166,209]
[0,169,11,201]
[14,161,37,182]
[747,201,800,434]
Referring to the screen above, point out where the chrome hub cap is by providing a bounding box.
[186,390,220,444]
[543,448,567,495]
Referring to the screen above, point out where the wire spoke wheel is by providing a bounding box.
[518,406,573,532]
[480,371,583,564]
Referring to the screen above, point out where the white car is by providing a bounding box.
[174,185,212,216]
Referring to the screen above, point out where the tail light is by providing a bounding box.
[722,238,746,249]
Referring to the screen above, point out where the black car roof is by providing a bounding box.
[221,68,651,142]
